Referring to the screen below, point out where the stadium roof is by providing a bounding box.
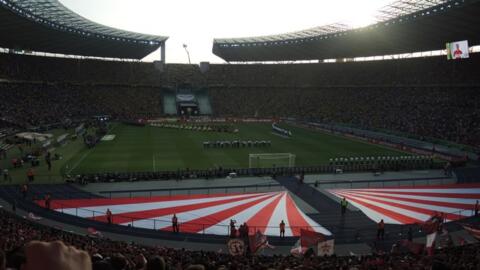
[213,0,480,62]
[0,0,168,59]
[214,23,353,44]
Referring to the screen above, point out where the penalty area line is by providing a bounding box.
[66,123,118,175]
[67,149,92,174]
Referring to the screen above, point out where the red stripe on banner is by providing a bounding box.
[243,193,285,234]
[349,183,480,190]
[332,191,422,224]
[285,193,311,236]
[339,191,465,221]
[165,193,279,234]
[89,193,271,224]
[345,190,480,199]
[43,193,250,210]
[347,190,475,210]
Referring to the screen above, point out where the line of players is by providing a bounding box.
[151,123,236,133]
[329,155,433,166]
[203,140,272,148]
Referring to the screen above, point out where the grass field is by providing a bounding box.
[0,122,411,184]
[62,122,407,174]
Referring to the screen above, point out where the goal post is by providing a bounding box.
[249,153,296,168]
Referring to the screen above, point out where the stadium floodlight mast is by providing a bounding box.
[183,44,191,64]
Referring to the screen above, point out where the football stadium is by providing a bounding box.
[0,0,480,269]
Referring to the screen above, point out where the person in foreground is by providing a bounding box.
[22,241,91,270]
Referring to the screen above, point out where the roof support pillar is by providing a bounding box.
[160,41,166,63]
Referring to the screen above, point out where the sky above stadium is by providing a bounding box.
[59,0,393,63]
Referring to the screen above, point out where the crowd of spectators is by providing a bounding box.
[205,55,480,147]
[0,53,162,85]
[205,55,480,87]
[1,208,480,270]
[0,82,163,128]
[208,86,480,146]
[0,52,479,146]
[0,53,204,87]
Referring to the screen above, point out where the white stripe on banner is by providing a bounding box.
[347,188,480,194]
[338,191,466,216]
[340,190,478,205]
[289,195,332,236]
[203,193,284,235]
[264,193,293,237]
[330,191,401,224]
[334,191,431,222]
[58,193,265,218]
[124,193,276,230]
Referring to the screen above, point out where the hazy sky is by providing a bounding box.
[59,0,393,63]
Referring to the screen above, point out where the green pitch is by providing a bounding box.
[64,122,406,174]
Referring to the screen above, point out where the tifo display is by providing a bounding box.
[37,192,331,237]
[328,183,480,224]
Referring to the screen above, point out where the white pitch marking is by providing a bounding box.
[67,123,119,174]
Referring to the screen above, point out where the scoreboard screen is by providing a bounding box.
[446,40,469,60]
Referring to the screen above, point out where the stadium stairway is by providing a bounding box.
[273,176,398,243]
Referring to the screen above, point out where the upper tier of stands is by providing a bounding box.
[2,53,479,86]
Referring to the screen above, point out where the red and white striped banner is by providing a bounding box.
[328,183,480,224]
[38,191,331,237]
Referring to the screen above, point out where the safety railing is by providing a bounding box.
[307,176,453,189]
[93,176,452,199]
[24,175,452,201]
[70,161,445,184]
[99,183,285,199]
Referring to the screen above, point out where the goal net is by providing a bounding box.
[249,153,296,168]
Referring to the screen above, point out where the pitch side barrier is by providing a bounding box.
[18,175,452,200]
[95,176,450,199]
[148,117,274,124]
[71,159,444,183]
[292,121,474,163]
